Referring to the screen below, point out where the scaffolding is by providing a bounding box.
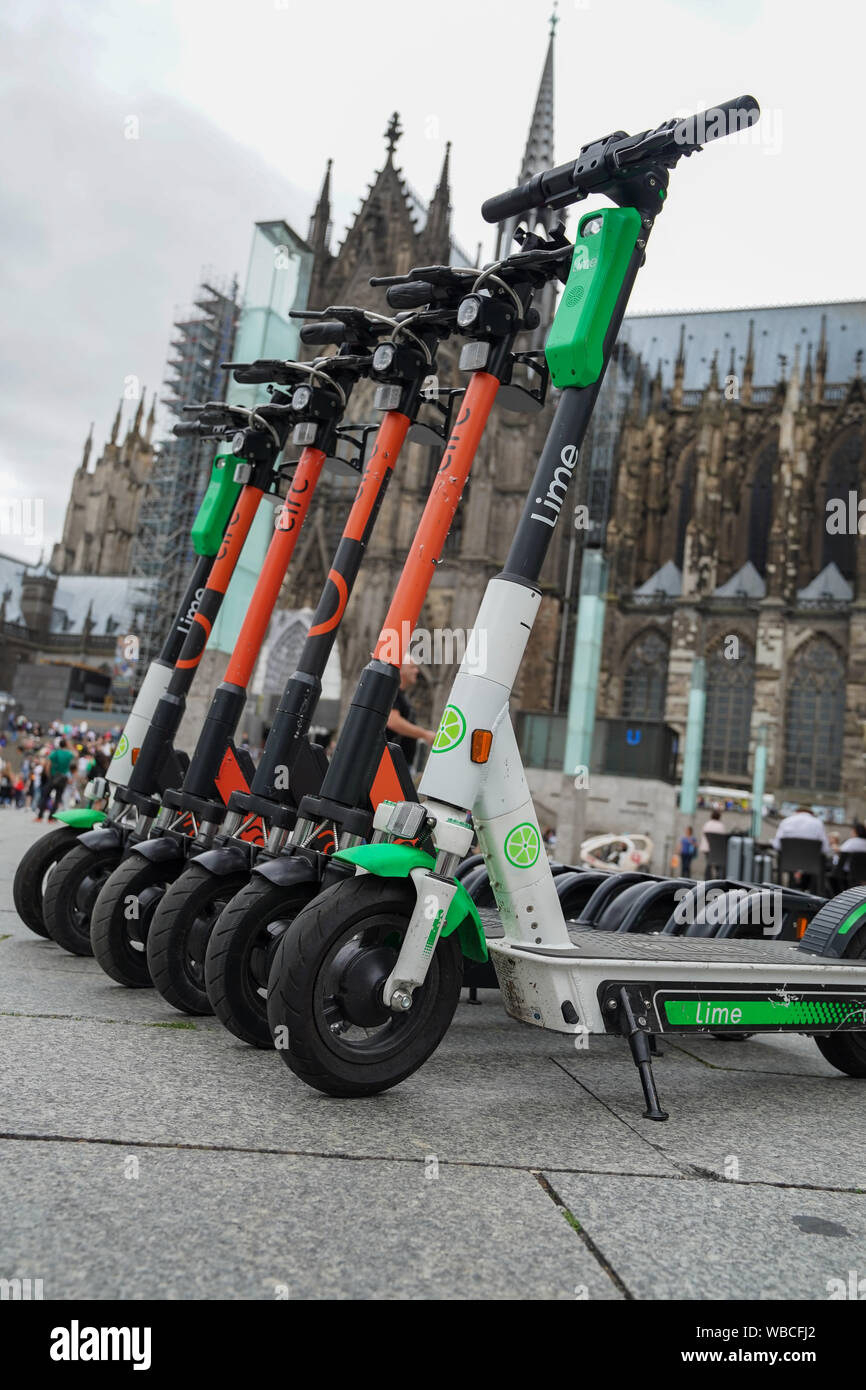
[129,274,240,670]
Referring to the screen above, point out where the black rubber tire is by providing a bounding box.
[42,839,123,955]
[813,930,866,1076]
[205,876,318,1048]
[147,864,251,1015]
[267,875,463,1096]
[816,1031,866,1076]
[90,853,184,987]
[13,825,82,937]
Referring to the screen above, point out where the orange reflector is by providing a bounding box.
[131,747,139,764]
[470,730,493,763]
[795,916,809,940]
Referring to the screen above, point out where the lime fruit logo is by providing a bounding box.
[504,822,541,869]
[431,704,466,754]
[114,734,129,759]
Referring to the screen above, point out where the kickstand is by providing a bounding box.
[467,985,481,1005]
[618,987,668,1122]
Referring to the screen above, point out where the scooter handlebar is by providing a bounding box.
[172,421,210,438]
[385,280,435,310]
[299,320,347,346]
[481,95,759,222]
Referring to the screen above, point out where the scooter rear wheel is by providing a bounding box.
[91,854,184,987]
[42,839,122,955]
[267,875,463,1096]
[205,876,318,1048]
[13,825,82,937]
[814,933,866,1077]
[147,864,251,1015]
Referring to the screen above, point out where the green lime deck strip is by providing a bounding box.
[664,997,866,1027]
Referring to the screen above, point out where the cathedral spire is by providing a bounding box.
[420,141,452,262]
[146,392,157,445]
[815,312,828,399]
[672,323,686,407]
[110,397,123,446]
[81,422,94,473]
[803,342,813,402]
[132,388,146,438]
[308,157,333,255]
[707,350,720,393]
[495,17,557,259]
[741,317,755,404]
[651,360,663,410]
[384,111,403,165]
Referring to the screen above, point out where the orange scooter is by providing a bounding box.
[203,243,565,1047]
[84,325,389,982]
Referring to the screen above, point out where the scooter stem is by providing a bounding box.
[373,371,500,661]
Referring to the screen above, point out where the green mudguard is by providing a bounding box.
[333,844,487,962]
[53,808,107,830]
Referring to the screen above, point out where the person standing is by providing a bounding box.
[698,808,726,875]
[386,658,436,774]
[34,738,75,822]
[679,826,697,877]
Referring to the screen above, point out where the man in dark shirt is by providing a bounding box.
[386,659,436,773]
[34,738,75,821]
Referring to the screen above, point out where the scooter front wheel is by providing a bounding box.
[147,863,252,1015]
[91,853,184,987]
[205,876,319,1048]
[267,875,463,1096]
[13,825,82,937]
[42,840,123,955]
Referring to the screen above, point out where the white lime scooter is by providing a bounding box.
[267,96,866,1119]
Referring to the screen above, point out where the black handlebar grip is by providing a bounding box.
[172,422,207,438]
[670,95,760,151]
[385,280,435,310]
[299,320,346,346]
[481,171,546,224]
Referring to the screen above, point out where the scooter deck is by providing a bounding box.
[479,910,860,966]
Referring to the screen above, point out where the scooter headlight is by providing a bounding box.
[372,342,397,374]
[291,384,313,411]
[457,295,483,330]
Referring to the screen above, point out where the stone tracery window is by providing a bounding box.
[701,638,755,778]
[621,631,669,720]
[783,637,845,791]
[821,428,863,579]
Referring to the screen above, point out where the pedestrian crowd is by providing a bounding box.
[0,711,121,821]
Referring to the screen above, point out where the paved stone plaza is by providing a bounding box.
[1,815,863,1300]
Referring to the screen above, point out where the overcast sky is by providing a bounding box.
[1,0,863,562]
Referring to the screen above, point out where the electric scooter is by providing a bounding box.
[11,446,244,936]
[146,299,461,1016]
[203,246,563,1047]
[87,331,384,984]
[268,96,866,1121]
[41,385,313,956]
